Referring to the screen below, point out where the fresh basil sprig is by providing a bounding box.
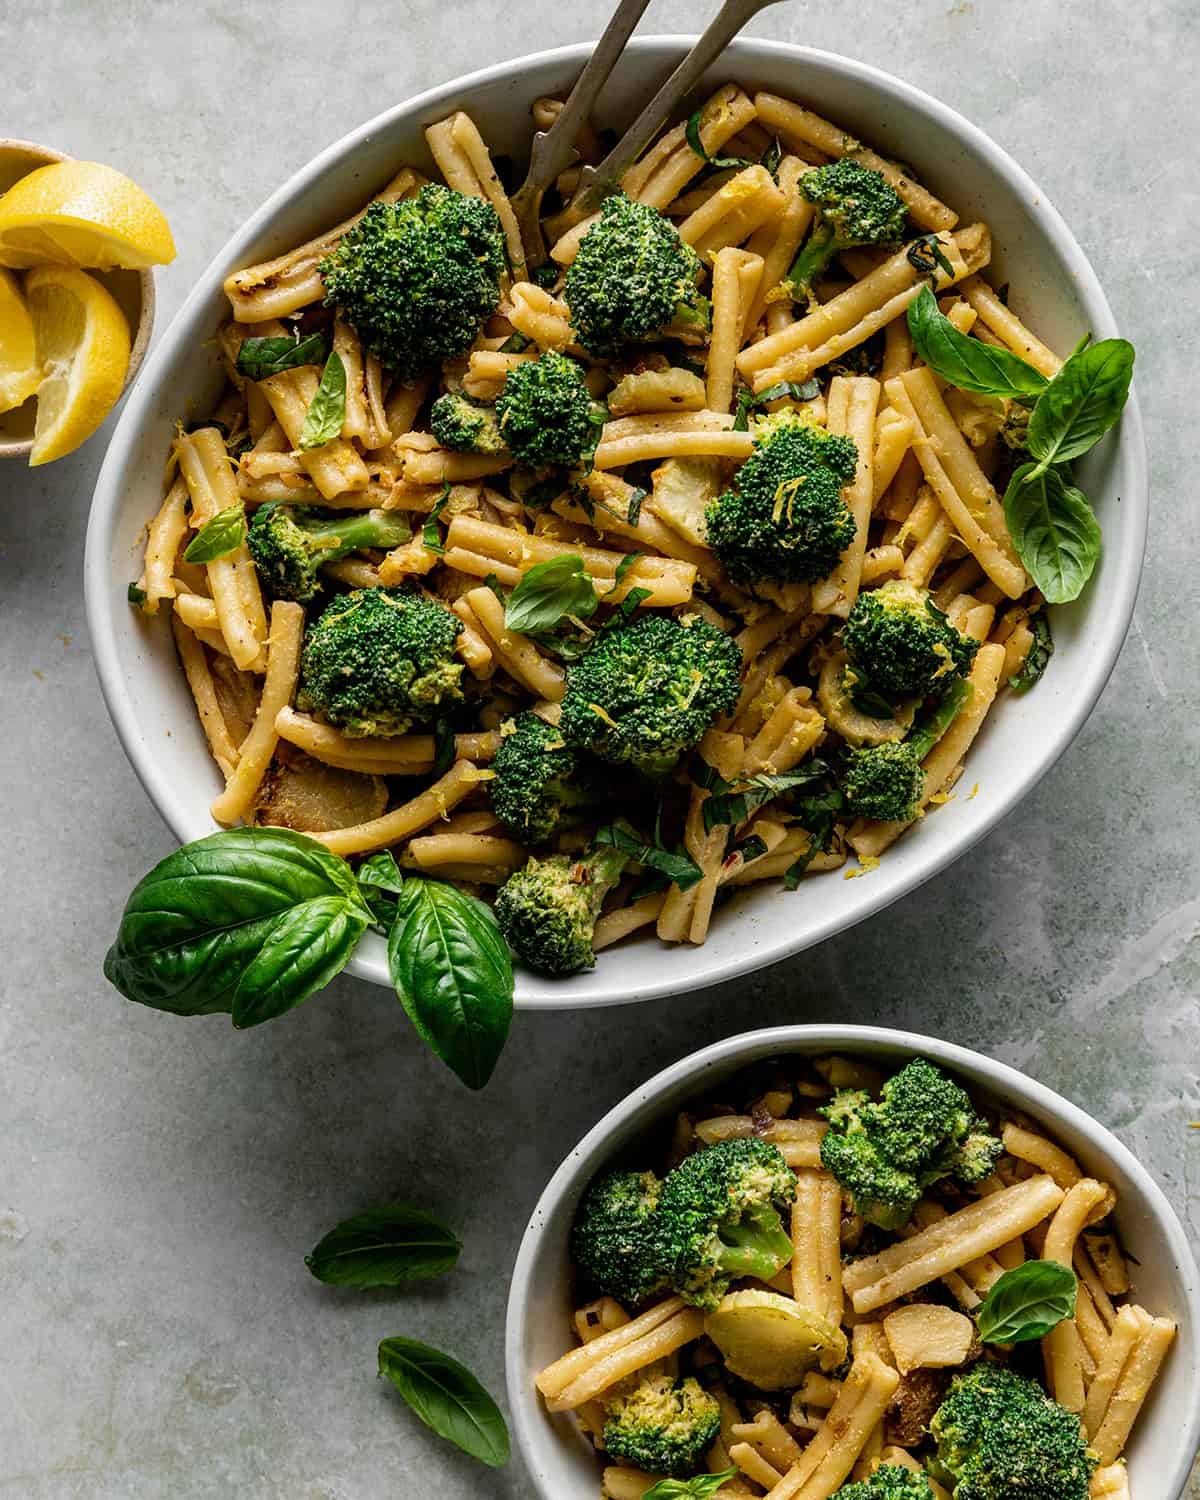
[907,286,1134,602]
[236,331,328,381]
[504,554,598,635]
[105,829,513,1087]
[702,762,831,834]
[183,501,246,563]
[299,350,347,449]
[1009,610,1053,693]
[976,1259,1078,1344]
[306,1205,461,1287]
[387,877,514,1091]
[685,110,753,173]
[641,1469,738,1500]
[103,827,372,1026]
[377,1337,510,1467]
[907,286,1049,402]
[594,822,703,892]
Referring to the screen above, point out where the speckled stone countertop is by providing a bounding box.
[2,1,1196,1494]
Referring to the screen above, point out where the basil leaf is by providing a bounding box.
[431,717,456,777]
[504,554,598,635]
[783,789,843,889]
[1009,610,1054,693]
[692,757,733,794]
[357,850,404,926]
[127,582,147,607]
[235,332,328,381]
[103,827,370,1021]
[387,878,513,1090]
[733,378,821,431]
[702,762,831,834]
[761,139,783,179]
[1027,338,1134,467]
[977,1260,1078,1344]
[183,501,246,563]
[594,823,703,892]
[906,233,955,283]
[642,1468,738,1500]
[907,286,1049,402]
[498,331,531,353]
[299,350,347,449]
[685,110,752,173]
[609,551,644,592]
[377,1337,510,1467]
[306,1205,460,1287]
[627,485,647,526]
[1003,462,1102,603]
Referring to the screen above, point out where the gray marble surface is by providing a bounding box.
[2,1,1197,1495]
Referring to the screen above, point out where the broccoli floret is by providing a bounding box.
[831,1464,936,1500]
[819,1057,1002,1230]
[246,504,411,604]
[653,1138,797,1311]
[490,712,596,845]
[841,741,926,823]
[603,1372,722,1478]
[842,579,979,697]
[494,843,628,976]
[788,161,908,299]
[571,1169,668,1309]
[430,391,506,454]
[930,1364,1095,1500]
[296,586,464,737]
[559,614,741,777]
[564,192,710,355]
[495,351,597,468]
[319,184,505,377]
[706,412,859,587]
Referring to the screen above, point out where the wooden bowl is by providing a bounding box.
[0,139,156,460]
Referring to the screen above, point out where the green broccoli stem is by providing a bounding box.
[787,224,840,297]
[714,1206,794,1279]
[303,509,411,557]
[907,676,971,759]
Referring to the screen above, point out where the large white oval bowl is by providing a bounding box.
[505,1026,1199,1500]
[85,39,1148,1010]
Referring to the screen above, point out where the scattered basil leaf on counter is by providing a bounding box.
[685,109,753,172]
[1009,610,1054,693]
[1026,338,1135,467]
[976,1260,1078,1344]
[102,827,371,1024]
[306,1206,461,1287]
[594,823,703,892]
[641,1468,739,1500]
[299,350,347,449]
[906,286,1049,402]
[386,877,514,1091]
[183,500,246,563]
[377,1336,510,1467]
[1003,462,1102,603]
[702,762,831,834]
[236,332,328,381]
[504,553,598,635]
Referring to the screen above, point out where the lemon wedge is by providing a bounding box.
[0,268,40,413]
[24,265,130,465]
[0,161,175,271]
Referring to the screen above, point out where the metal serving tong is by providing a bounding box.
[512,0,787,268]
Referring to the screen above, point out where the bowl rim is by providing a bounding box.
[0,138,156,459]
[84,37,1148,1009]
[504,1023,1200,1500]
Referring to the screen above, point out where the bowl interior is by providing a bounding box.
[506,1027,1199,1500]
[0,139,154,457]
[85,41,1146,1007]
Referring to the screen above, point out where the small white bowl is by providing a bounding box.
[0,139,155,460]
[505,1025,1199,1500]
[84,40,1148,1008]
